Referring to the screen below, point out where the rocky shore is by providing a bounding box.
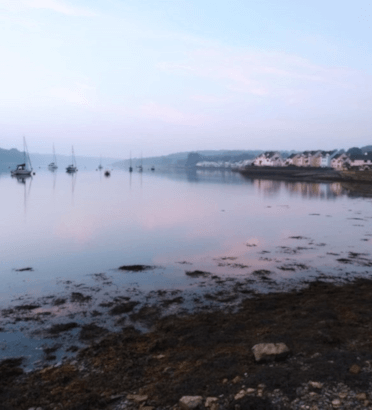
[2,278,372,410]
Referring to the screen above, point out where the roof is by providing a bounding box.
[349,153,372,161]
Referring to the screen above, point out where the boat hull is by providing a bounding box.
[11,169,32,176]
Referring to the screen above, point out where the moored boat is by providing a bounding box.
[66,146,78,173]
[11,137,33,177]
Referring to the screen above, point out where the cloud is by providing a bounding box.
[0,0,96,16]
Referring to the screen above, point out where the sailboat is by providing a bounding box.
[48,144,58,171]
[98,156,103,170]
[66,146,78,173]
[138,153,143,173]
[11,137,33,177]
[129,152,133,173]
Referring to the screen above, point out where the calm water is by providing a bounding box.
[1,168,372,308]
[2,168,372,366]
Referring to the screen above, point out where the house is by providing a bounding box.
[319,150,338,168]
[253,151,283,167]
[331,153,349,170]
[301,151,322,167]
[348,153,372,170]
[283,153,300,166]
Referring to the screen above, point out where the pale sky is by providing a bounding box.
[0,0,371,157]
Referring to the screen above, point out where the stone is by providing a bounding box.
[179,396,203,410]
[308,381,323,389]
[252,343,290,362]
[232,376,241,384]
[246,388,255,394]
[154,354,165,359]
[349,364,361,374]
[338,392,347,399]
[364,400,369,406]
[127,394,148,403]
[331,399,341,408]
[234,390,246,400]
[205,397,218,408]
[356,392,367,400]
[222,378,228,384]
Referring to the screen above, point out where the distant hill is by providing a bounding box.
[0,148,24,172]
[113,150,266,170]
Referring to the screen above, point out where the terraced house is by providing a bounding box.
[253,151,283,166]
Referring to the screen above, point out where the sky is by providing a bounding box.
[0,0,372,158]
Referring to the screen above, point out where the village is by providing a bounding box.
[195,150,372,171]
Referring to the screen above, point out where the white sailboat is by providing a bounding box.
[48,144,58,171]
[66,146,78,173]
[11,137,33,177]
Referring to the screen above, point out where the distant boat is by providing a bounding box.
[11,137,33,177]
[138,153,143,172]
[129,152,133,173]
[98,156,103,170]
[151,166,155,171]
[104,170,110,177]
[48,144,58,171]
[66,146,78,173]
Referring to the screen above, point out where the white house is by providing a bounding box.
[253,151,283,167]
[319,150,338,168]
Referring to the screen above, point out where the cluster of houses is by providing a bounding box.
[252,150,372,170]
[195,150,372,171]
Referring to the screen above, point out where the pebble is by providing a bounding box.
[356,392,367,400]
[331,399,341,408]
[234,390,246,400]
[179,396,203,410]
[349,364,361,374]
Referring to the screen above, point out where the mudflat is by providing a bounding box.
[2,278,372,410]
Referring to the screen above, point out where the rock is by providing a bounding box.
[154,354,165,359]
[234,391,246,400]
[308,381,323,389]
[252,343,290,362]
[356,392,367,400]
[232,376,241,384]
[349,364,361,374]
[222,378,228,384]
[246,388,255,394]
[338,392,347,399]
[205,397,218,408]
[127,394,148,403]
[179,396,203,410]
[331,399,341,408]
[364,400,370,407]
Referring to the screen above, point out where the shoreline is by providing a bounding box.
[2,277,372,410]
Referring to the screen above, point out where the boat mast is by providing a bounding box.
[72,146,77,167]
[53,144,57,165]
[23,136,32,170]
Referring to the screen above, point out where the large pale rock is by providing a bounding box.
[179,396,203,410]
[252,343,290,362]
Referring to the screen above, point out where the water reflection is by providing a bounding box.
[12,174,33,213]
